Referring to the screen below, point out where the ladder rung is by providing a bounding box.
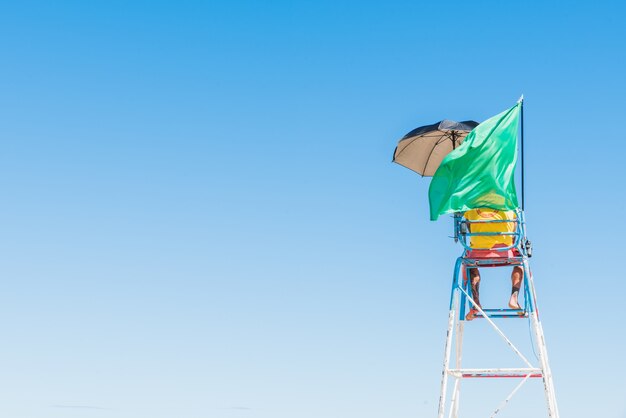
[448,368,543,378]
[462,373,542,378]
[482,308,524,312]
[472,313,528,319]
[469,308,528,319]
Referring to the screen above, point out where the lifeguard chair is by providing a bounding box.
[437,209,559,417]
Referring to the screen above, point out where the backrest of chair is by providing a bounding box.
[454,209,525,253]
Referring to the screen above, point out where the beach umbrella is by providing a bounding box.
[392,119,479,176]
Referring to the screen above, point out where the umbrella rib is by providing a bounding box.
[394,133,439,169]
[422,133,449,175]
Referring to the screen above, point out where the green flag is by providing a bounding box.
[428,103,520,221]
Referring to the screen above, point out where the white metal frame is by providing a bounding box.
[437,257,559,418]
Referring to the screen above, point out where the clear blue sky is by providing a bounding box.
[0,1,625,417]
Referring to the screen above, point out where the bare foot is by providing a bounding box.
[465,308,479,321]
[509,291,521,310]
[508,298,521,310]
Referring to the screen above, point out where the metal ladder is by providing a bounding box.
[437,210,559,418]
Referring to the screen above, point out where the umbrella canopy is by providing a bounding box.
[393,119,479,176]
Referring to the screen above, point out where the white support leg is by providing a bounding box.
[530,312,559,417]
[527,271,560,418]
[448,320,464,418]
[438,305,457,418]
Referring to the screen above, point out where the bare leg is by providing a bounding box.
[466,268,481,320]
[509,266,523,309]
[469,268,481,308]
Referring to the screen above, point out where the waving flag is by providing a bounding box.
[428,103,520,221]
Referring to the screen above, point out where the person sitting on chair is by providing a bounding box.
[464,208,522,321]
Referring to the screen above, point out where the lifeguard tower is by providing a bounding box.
[392,99,559,417]
[437,210,559,417]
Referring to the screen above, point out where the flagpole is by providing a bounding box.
[519,95,525,211]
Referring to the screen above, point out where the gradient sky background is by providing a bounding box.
[1,1,625,417]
